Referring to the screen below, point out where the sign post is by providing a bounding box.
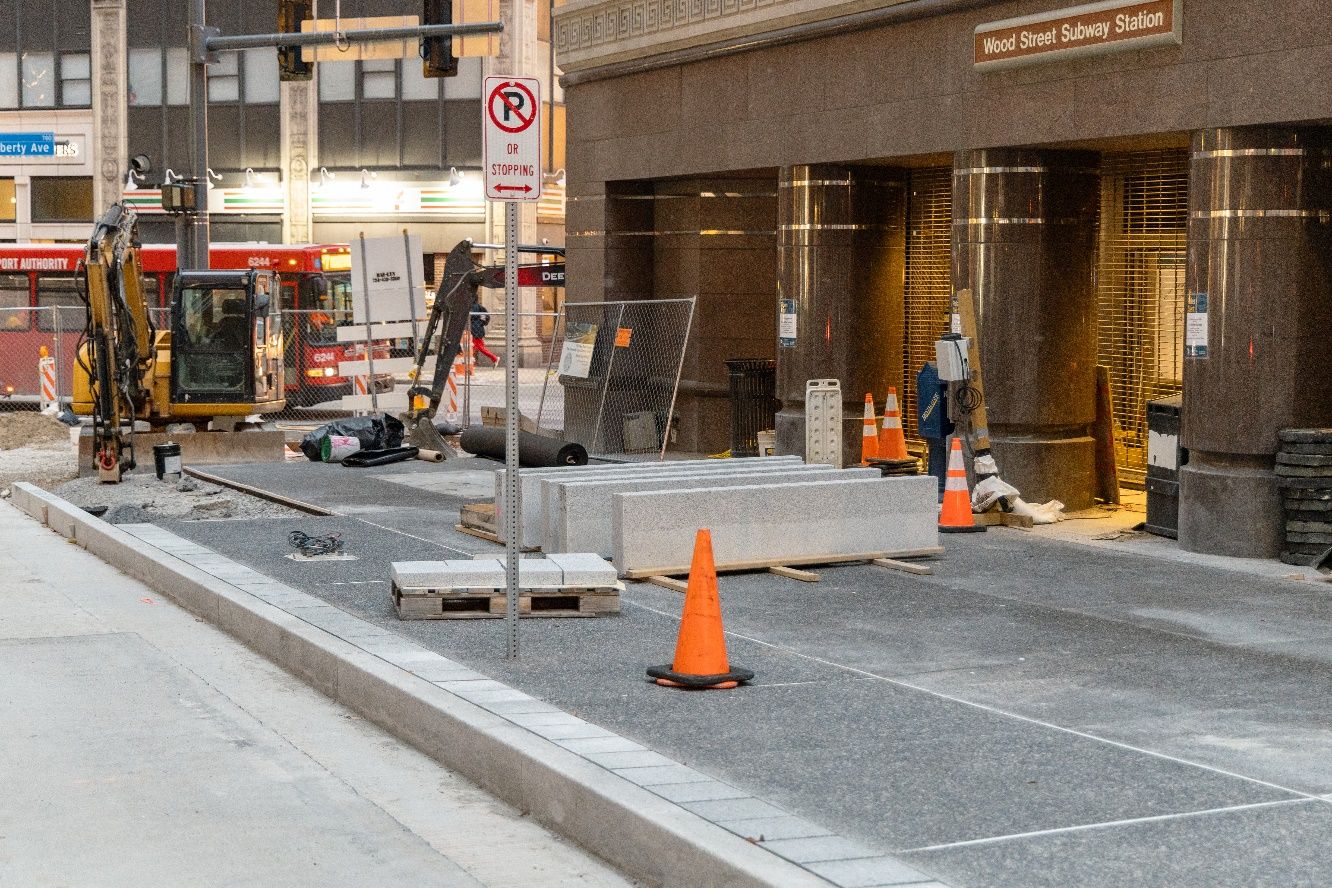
[484,75,541,660]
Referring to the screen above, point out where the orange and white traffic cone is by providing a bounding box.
[860,393,879,465]
[939,437,985,533]
[647,529,754,690]
[878,387,908,460]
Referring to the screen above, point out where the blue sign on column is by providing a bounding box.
[0,133,55,157]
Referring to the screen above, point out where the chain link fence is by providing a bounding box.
[551,298,695,459]
[0,306,80,408]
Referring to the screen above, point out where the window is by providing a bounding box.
[21,52,55,107]
[0,274,30,331]
[445,57,482,100]
[242,48,278,104]
[360,60,396,100]
[166,47,189,105]
[401,59,439,101]
[128,48,162,106]
[60,53,90,106]
[0,53,17,108]
[318,59,354,101]
[175,285,248,394]
[31,177,93,223]
[36,276,81,332]
[0,179,15,223]
[208,52,239,102]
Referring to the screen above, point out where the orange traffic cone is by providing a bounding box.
[860,393,879,465]
[939,437,985,533]
[878,387,908,460]
[647,529,754,690]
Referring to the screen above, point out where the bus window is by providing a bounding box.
[36,276,82,332]
[0,274,29,331]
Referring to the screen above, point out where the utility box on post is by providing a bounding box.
[1146,395,1185,538]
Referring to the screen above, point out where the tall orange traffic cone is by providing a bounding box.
[878,387,908,460]
[860,393,879,465]
[647,529,754,690]
[939,437,985,533]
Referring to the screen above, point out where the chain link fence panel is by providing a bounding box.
[0,307,78,409]
[550,298,695,459]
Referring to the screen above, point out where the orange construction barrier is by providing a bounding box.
[860,392,879,465]
[647,529,754,690]
[878,387,908,460]
[939,437,985,533]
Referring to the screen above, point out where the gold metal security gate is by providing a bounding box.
[1095,150,1189,487]
[902,167,954,446]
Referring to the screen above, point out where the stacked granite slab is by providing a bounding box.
[611,475,939,577]
[494,457,805,545]
[546,466,880,556]
[390,553,621,618]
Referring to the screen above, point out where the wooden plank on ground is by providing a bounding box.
[769,565,820,582]
[643,575,689,593]
[621,547,945,580]
[872,558,933,576]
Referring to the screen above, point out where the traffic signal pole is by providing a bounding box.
[178,2,502,270]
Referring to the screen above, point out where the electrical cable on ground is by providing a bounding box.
[288,530,344,557]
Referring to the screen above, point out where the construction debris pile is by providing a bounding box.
[0,412,77,492]
[55,473,298,523]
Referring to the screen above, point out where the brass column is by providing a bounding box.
[951,149,1100,510]
[775,164,906,466]
[1180,126,1332,557]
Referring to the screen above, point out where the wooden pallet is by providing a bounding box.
[393,581,621,620]
[455,501,540,551]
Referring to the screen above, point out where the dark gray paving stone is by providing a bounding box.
[902,800,1332,888]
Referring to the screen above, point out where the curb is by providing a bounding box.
[9,482,850,888]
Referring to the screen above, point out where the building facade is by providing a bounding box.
[553,0,1332,557]
[0,0,566,328]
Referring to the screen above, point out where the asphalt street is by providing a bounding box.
[155,457,1332,888]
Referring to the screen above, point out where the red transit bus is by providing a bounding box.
[0,242,391,408]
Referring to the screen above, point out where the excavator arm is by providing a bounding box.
[398,240,565,454]
[81,201,154,482]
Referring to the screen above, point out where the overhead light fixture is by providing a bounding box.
[245,167,258,188]
[205,168,222,189]
[360,169,377,189]
[163,168,179,184]
[552,168,566,187]
[318,166,336,188]
[448,166,462,187]
[123,168,145,191]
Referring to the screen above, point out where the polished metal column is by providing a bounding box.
[774,165,906,466]
[951,149,1100,509]
[1180,126,1332,557]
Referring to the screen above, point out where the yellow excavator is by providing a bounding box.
[72,157,286,482]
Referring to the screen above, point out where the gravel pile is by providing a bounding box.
[0,412,77,492]
[0,411,71,449]
[55,472,301,523]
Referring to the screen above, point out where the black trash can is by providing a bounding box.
[1145,395,1186,538]
[725,358,777,457]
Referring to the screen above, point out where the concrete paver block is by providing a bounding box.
[546,552,618,585]
[550,466,872,555]
[613,476,940,576]
[614,764,714,787]
[716,815,835,841]
[683,797,789,822]
[649,781,754,804]
[391,559,506,589]
[761,835,875,864]
[495,456,804,544]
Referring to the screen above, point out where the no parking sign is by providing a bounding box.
[483,76,542,202]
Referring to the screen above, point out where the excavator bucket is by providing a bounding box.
[404,414,455,456]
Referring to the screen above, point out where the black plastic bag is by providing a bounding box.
[300,414,405,461]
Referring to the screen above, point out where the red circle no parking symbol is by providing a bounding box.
[487,81,537,134]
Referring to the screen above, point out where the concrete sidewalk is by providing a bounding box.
[0,500,633,888]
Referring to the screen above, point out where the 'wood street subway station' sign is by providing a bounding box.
[975,0,1181,70]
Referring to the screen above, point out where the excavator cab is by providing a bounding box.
[169,269,285,413]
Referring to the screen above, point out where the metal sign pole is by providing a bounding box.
[357,233,379,413]
[401,228,420,350]
[504,201,520,659]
